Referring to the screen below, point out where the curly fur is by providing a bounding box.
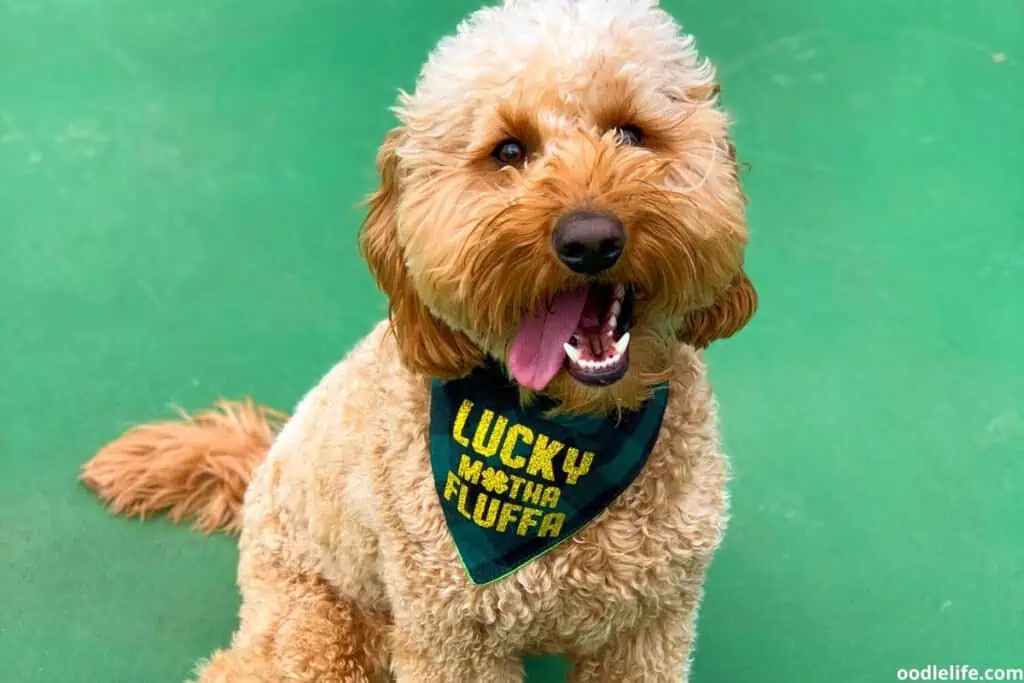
[81,399,286,534]
[82,1,757,680]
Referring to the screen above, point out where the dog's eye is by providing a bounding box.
[614,125,644,147]
[492,138,526,166]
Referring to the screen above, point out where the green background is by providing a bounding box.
[1,0,1021,681]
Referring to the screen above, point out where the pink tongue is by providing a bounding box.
[508,287,588,391]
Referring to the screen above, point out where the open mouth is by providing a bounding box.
[507,282,637,391]
[563,283,635,386]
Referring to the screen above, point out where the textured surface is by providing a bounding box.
[0,0,1021,681]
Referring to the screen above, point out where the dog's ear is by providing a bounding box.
[359,128,482,379]
[678,115,756,349]
[679,271,757,349]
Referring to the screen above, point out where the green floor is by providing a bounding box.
[2,0,1022,681]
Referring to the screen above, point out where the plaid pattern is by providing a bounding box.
[430,360,670,586]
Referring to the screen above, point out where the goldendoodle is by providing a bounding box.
[82,1,757,680]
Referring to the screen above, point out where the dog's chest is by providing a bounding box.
[375,364,727,653]
[458,445,723,654]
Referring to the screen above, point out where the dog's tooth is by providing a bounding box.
[614,284,626,299]
[563,342,581,364]
[611,300,621,317]
[607,315,617,330]
[613,332,631,355]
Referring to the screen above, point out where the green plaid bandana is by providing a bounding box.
[430,361,669,586]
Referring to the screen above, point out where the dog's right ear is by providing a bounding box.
[359,127,483,379]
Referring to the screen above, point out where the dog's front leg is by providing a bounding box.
[390,625,524,683]
[567,607,696,683]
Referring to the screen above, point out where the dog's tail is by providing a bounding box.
[80,399,287,535]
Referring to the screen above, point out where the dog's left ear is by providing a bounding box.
[360,128,483,379]
[678,114,756,349]
[679,271,757,349]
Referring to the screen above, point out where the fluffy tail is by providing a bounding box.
[80,399,287,535]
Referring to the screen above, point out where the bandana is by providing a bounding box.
[429,361,669,585]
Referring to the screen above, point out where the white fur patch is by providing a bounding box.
[397,0,714,132]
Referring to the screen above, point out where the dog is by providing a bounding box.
[81,1,757,680]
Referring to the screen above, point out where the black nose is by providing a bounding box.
[552,210,626,275]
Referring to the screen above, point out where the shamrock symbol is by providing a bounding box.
[481,467,509,495]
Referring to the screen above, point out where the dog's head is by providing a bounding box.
[360,0,756,414]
